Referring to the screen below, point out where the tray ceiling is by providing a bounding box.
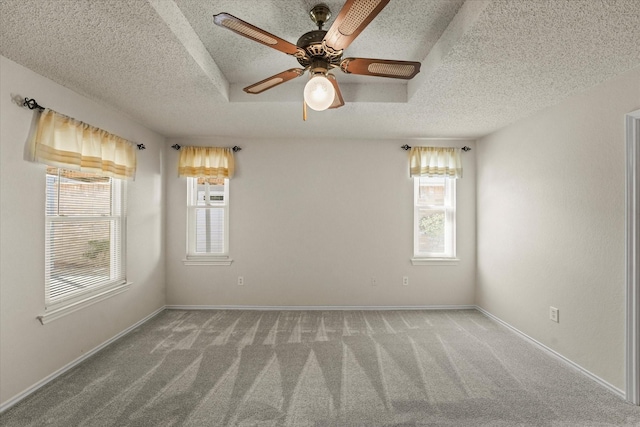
[1,0,638,139]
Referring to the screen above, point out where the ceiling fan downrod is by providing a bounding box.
[309,4,331,30]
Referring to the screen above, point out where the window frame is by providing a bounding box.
[39,168,130,324]
[412,176,459,265]
[184,177,233,266]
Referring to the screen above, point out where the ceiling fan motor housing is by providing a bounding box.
[296,30,342,69]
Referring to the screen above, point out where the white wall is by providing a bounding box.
[0,56,166,406]
[165,137,476,308]
[476,66,640,390]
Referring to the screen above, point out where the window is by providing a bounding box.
[413,176,457,263]
[185,177,232,265]
[43,167,127,318]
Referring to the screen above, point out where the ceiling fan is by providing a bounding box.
[213,0,421,113]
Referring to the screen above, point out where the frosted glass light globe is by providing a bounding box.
[303,75,335,111]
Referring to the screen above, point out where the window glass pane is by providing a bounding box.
[417,208,445,254]
[46,167,111,216]
[417,177,445,206]
[196,182,225,205]
[47,220,114,302]
[195,207,225,253]
[187,177,229,258]
[45,167,125,306]
[196,177,225,186]
[45,173,58,216]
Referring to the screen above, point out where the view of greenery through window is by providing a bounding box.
[419,211,445,252]
[415,178,449,255]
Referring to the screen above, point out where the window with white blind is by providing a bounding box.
[43,167,128,318]
[185,177,232,265]
[413,176,457,263]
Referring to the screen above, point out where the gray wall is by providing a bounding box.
[165,137,476,308]
[476,66,640,390]
[0,56,167,406]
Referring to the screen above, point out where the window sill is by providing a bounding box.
[411,257,460,266]
[37,281,132,325]
[183,256,233,266]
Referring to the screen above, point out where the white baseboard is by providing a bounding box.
[165,304,477,311]
[0,306,166,414]
[475,306,625,399]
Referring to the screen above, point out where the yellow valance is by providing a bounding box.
[409,146,462,178]
[27,109,137,180]
[178,146,235,179]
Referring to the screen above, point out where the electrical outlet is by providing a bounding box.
[237,276,244,286]
[402,276,409,286]
[549,306,559,322]
[371,277,377,286]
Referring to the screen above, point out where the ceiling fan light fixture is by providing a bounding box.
[303,74,335,111]
[214,0,420,113]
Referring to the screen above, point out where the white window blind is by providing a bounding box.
[45,167,126,307]
[186,177,230,262]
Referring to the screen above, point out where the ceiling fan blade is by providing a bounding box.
[340,57,421,79]
[327,74,344,109]
[323,0,390,55]
[243,68,306,94]
[214,13,305,57]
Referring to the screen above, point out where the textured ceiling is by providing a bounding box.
[1,0,639,140]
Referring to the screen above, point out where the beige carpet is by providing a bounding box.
[1,309,639,426]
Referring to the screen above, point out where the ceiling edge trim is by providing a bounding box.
[408,0,492,100]
[148,0,229,101]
